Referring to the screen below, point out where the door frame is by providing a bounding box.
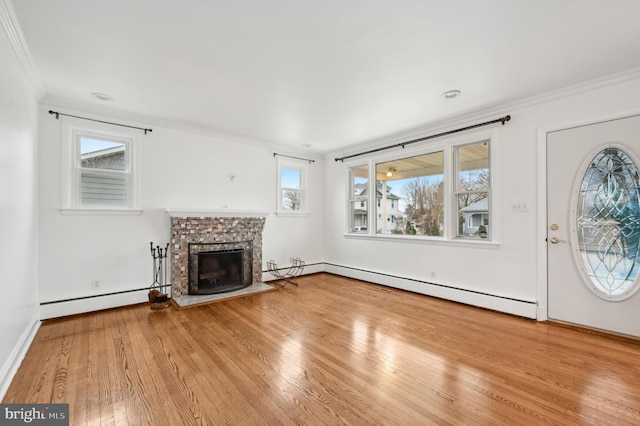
[535,108,640,321]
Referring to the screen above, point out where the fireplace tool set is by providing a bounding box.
[267,257,305,287]
[149,242,170,309]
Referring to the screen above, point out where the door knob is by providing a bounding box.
[550,224,559,230]
[550,236,562,244]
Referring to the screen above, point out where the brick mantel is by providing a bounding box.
[166,209,270,218]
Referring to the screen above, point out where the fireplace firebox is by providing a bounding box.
[188,241,253,295]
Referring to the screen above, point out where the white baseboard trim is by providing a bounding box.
[324,263,538,319]
[40,262,537,320]
[536,306,548,321]
[0,316,40,401]
[40,289,151,320]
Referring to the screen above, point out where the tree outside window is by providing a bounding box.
[277,159,308,215]
[455,141,490,238]
[376,151,444,236]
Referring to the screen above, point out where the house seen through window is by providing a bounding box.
[79,137,126,205]
[349,165,368,232]
[76,135,132,207]
[455,142,490,238]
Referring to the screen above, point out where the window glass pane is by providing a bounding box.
[576,147,640,299]
[457,193,488,237]
[375,151,444,236]
[350,165,368,232]
[80,137,126,171]
[456,141,490,238]
[280,167,302,211]
[80,171,127,206]
[457,142,489,190]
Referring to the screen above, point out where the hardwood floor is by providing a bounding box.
[4,273,640,425]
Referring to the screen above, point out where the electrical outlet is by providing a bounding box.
[91,280,100,289]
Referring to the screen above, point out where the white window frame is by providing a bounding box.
[276,157,309,216]
[344,128,498,246]
[349,163,369,233]
[60,118,142,215]
[453,140,492,240]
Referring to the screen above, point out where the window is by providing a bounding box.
[78,136,129,206]
[375,151,444,236]
[61,121,140,213]
[349,164,368,232]
[277,158,308,215]
[455,141,490,239]
[574,147,640,300]
[346,137,492,241]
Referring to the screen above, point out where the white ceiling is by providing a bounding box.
[10,0,640,153]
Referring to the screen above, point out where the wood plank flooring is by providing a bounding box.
[4,273,640,425]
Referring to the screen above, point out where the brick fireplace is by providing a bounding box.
[167,210,268,297]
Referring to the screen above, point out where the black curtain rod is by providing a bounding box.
[49,110,153,134]
[273,152,315,164]
[335,115,511,162]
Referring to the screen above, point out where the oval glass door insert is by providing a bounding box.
[574,146,640,300]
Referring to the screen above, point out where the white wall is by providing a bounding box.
[37,109,325,318]
[34,70,640,321]
[0,20,40,397]
[323,73,640,318]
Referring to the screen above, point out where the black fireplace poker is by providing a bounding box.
[149,242,170,308]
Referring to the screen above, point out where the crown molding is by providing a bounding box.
[327,67,640,161]
[0,0,45,101]
[41,95,324,161]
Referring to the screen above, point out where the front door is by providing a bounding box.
[547,115,640,337]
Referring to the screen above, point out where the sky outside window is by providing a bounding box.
[80,137,124,154]
[281,167,301,189]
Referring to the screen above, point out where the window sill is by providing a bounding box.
[343,232,500,249]
[276,212,310,217]
[59,208,143,216]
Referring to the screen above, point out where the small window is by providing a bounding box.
[277,158,308,215]
[61,122,140,212]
